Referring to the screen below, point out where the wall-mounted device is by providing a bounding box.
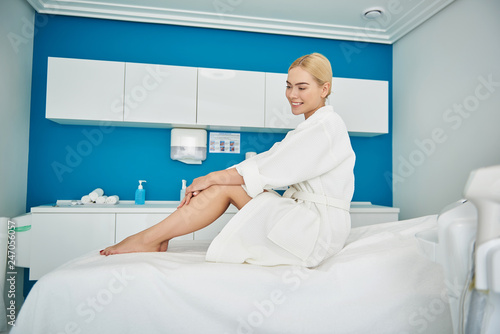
[170,128,207,164]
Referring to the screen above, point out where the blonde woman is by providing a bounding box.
[102,53,355,267]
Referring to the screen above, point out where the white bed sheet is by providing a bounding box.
[12,215,453,334]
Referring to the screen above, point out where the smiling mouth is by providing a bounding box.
[291,102,303,106]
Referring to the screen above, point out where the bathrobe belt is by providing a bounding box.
[283,188,351,212]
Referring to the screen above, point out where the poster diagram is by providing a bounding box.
[209,132,240,153]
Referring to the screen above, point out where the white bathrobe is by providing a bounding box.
[206,105,355,267]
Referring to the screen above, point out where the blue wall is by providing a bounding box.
[27,14,393,210]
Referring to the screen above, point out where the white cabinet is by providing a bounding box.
[27,202,238,279]
[46,58,198,126]
[45,57,389,136]
[29,213,115,280]
[22,202,398,280]
[197,68,265,127]
[350,202,399,228]
[264,73,389,134]
[115,212,234,243]
[123,63,197,125]
[193,213,234,240]
[46,57,125,123]
[115,213,194,242]
[264,72,303,130]
[329,77,389,136]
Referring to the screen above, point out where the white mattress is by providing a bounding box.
[12,215,453,333]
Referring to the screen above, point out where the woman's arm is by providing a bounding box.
[178,168,244,207]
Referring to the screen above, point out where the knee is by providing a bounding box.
[204,184,233,199]
[203,184,247,203]
[208,184,251,209]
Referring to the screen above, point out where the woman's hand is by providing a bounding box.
[177,173,214,208]
[187,174,214,194]
[177,191,195,208]
[176,169,244,209]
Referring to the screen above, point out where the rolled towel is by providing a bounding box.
[88,188,104,202]
[105,195,119,205]
[95,195,108,204]
[81,195,92,204]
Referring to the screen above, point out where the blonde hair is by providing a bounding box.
[288,53,332,98]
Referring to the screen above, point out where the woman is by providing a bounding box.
[101,53,355,267]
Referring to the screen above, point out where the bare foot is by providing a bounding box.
[100,233,168,256]
[160,240,169,252]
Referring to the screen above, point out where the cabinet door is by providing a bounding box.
[329,77,389,135]
[350,212,399,228]
[29,213,115,280]
[46,57,125,122]
[193,213,234,241]
[115,214,193,243]
[197,68,265,127]
[264,72,303,129]
[123,63,197,125]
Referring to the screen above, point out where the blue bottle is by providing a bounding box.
[135,180,146,205]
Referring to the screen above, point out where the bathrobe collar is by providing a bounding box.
[304,105,333,122]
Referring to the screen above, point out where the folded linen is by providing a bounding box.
[81,195,92,204]
[95,195,108,204]
[88,188,104,202]
[105,195,119,205]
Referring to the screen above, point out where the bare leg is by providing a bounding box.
[100,185,251,255]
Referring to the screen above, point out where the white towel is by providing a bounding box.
[95,196,108,204]
[81,195,92,204]
[88,188,104,202]
[105,195,119,205]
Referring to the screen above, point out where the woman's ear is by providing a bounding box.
[321,82,331,99]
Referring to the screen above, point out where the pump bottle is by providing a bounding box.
[135,180,147,205]
[180,180,187,201]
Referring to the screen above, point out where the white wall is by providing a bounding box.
[0,0,34,218]
[393,0,500,219]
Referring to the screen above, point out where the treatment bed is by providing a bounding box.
[11,214,453,334]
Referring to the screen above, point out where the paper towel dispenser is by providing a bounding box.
[170,128,207,164]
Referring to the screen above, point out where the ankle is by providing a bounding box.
[141,226,168,246]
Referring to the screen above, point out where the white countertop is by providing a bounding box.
[31,200,398,214]
[350,201,400,213]
[31,200,239,214]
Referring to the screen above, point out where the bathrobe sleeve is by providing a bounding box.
[235,110,352,197]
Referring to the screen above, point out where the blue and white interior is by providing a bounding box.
[1,0,499,333]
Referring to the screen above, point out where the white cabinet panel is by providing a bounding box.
[46,57,125,122]
[123,63,197,125]
[329,77,389,135]
[350,202,400,228]
[197,68,265,127]
[350,212,399,228]
[29,213,115,280]
[115,213,235,243]
[265,72,303,130]
[193,213,234,241]
[115,214,193,243]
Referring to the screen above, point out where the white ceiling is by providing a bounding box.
[27,0,454,44]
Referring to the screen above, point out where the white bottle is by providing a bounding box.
[180,179,187,201]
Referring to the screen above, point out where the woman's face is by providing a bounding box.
[286,67,329,120]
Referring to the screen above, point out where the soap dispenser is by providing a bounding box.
[180,180,187,201]
[135,180,147,205]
